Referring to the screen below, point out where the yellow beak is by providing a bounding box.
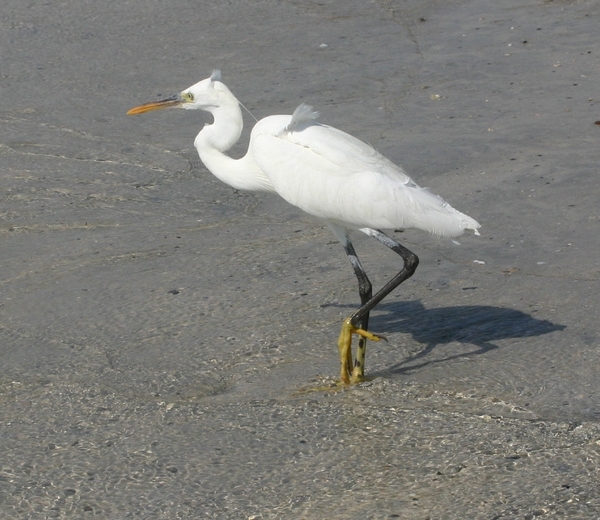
[127,95,183,115]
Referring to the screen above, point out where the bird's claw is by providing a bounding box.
[353,328,387,342]
[338,319,387,384]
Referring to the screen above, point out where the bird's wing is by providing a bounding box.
[284,120,415,185]
[250,114,480,236]
[252,111,416,182]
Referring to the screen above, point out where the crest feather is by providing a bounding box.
[210,69,222,82]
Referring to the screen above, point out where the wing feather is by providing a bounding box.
[249,114,480,237]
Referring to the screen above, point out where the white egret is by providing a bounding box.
[127,70,480,384]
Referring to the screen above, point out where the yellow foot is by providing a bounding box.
[349,373,376,385]
[354,328,387,342]
[337,318,386,385]
[294,376,376,393]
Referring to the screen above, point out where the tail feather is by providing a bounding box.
[405,187,480,238]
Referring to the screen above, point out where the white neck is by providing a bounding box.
[194,102,273,192]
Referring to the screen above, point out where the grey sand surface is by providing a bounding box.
[1,0,600,518]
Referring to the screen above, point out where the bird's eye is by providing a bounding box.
[182,92,194,102]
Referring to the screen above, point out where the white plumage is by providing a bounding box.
[252,108,480,236]
[177,73,478,238]
[127,70,480,384]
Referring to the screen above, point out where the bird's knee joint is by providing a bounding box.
[406,253,419,272]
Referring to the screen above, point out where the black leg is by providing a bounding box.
[345,230,418,382]
[336,229,419,384]
[342,241,373,376]
[350,230,419,328]
[343,240,373,323]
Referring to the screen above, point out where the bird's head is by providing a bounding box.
[127,70,232,115]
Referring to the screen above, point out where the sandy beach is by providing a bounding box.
[1,0,599,517]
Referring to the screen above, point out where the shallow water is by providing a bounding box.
[1,0,600,517]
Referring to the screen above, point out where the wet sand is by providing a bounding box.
[1,0,600,517]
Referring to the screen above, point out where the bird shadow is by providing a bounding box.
[326,300,566,376]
